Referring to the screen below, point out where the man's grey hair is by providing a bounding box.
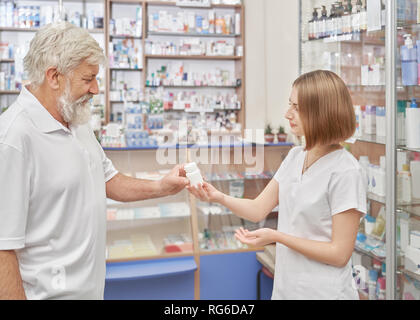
[23,21,106,89]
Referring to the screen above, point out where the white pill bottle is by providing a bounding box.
[185,162,204,187]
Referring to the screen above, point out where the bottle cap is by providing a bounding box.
[184,162,198,173]
[357,232,367,242]
[365,215,376,223]
[411,98,418,109]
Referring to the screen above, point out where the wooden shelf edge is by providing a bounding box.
[199,247,264,255]
[145,54,242,60]
[106,251,194,263]
[146,1,242,9]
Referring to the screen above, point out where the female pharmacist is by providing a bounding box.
[187,70,367,300]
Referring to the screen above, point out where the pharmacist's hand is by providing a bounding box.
[160,165,189,196]
[186,181,224,203]
[235,227,276,247]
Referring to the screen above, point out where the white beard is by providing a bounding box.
[57,83,93,126]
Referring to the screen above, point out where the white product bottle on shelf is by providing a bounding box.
[359,156,370,190]
[410,160,420,199]
[398,164,412,204]
[401,35,418,86]
[406,98,420,149]
[185,162,204,187]
[373,156,386,197]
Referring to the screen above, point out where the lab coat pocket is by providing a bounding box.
[296,273,340,300]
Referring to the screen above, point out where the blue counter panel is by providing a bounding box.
[199,251,265,300]
[104,257,196,300]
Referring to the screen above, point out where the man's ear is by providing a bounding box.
[45,67,60,90]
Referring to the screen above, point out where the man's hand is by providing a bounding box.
[159,165,190,197]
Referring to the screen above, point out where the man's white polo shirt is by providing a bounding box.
[0,86,118,299]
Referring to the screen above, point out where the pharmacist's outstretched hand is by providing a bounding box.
[235,227,276,247]
[186,182,224,203]
[160,165,189,196]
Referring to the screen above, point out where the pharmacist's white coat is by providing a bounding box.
[0,87,118,299]
[272,146,367,300]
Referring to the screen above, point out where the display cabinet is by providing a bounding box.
[104,0,246,145]
[300,0,420,300]
[104,143,292,299]
[300,0,388,300]
[388,0,420,300]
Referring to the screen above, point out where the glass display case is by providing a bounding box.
[191,144,289,254]
[104,147,194,261]
[391,0,420,301]
[300,0,420,300]
[103,143,292,262]
[300,0,388,300]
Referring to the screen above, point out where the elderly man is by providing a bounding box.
[0,22,189,300]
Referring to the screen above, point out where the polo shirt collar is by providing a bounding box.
[18,85,70,134]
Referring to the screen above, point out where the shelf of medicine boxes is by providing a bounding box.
[0,26,104,33]
[302,27,385,45]
[145,54,242,60]
[142,0,246,125]
[104,146,195,262]
[145,1,242,9]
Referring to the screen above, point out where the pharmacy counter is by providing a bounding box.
[104,257,197,300]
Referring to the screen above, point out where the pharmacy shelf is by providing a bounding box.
[110,100,141,103]
[110,34,142,39]
[107,213,190,221]
[368,192,420,209]
[164,107,241,113]
[146,84,239,89]
[401,269,420,282]
[354,245,385,263]
[357,134,386,145]
[397,22,420,30]
[146,1,242,9]
[145,54,242,60]
[368,192,386,205]
[110,67,143,71]
[0,27,104,33]
[148,31,240,38]
[0,90,20,94]
[396,204,420,219]
[398,145,420,153]
[0,27,40,32]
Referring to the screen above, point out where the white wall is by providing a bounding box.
[244,0,299,137]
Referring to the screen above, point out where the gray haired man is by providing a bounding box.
[0,22,189,300]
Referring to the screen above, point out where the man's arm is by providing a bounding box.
[106,165,189,202]
[0,250,26,300]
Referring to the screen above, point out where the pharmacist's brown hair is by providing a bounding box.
[293,70,355,150]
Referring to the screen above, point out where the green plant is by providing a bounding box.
[265,124,273,135]
[278,126,285,134]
